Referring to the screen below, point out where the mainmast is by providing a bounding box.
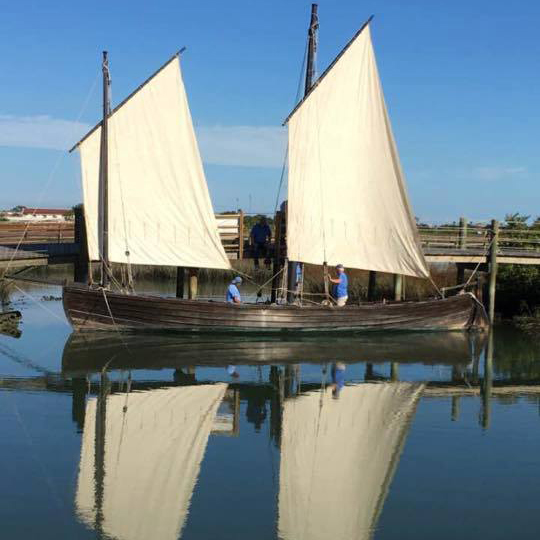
[99,51,111,287]
[286,3,318,303]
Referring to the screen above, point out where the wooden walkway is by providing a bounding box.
[0,246,48,269]
[424,247,540,265]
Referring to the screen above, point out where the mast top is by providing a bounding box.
[70,48,186,153]
[283,14,374,125]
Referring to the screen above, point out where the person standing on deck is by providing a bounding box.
[250,217,272,270]
[329,264,348,306]
[226,277,243,303]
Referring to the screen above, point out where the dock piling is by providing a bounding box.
[488,219,499,324]
[367,271,377,301]
[393,274,403,301]
[176,267,185,298]
[456,217,467,285]
[188,268,198,299]
[73,206,89,284]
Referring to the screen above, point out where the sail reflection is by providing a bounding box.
[278,382,423,540]
[76,381,227,540]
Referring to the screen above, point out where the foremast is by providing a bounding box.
[99,51,111,287]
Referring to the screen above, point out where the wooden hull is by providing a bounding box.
[62,284,488,333]
[61,331,486,375]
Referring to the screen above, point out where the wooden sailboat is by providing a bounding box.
[62,8,488,333]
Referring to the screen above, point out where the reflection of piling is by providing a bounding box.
[284,364,297,398]
[451,396,460,421]
[72,377,87,432]
[480,330,494,429]
[269,366,283,448]
[365,363,374,381]
[94,372,110,536]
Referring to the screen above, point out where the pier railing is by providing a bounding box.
[418,219,540,254]
[1,215,539,258]
[0,221,75,245]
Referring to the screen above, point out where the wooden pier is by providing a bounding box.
[1,213,539,323]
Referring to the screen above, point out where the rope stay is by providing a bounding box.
[0,72,100,280]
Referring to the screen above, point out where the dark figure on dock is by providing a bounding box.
[329,264,348,306]
[250,217,272,269]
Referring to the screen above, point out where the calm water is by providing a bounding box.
[1,282,539,540]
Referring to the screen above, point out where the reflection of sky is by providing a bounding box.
[1,285,540,540]
[0,285,71,377]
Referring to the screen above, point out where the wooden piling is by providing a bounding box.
[270,210,283,303]
[456,217,468,286]
[238,210,244,260]
[488,219,499,324]
[393,274,403,301]
[73,206,89,284]
[390,362,399,381]
[188,268,198,299]
[458,216,468,249]
[367,271,377,301]
[175,267,185,298]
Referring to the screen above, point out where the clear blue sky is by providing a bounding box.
[1,0,539,222]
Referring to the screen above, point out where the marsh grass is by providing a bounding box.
[301,263,457,302]
[514,310,540,334]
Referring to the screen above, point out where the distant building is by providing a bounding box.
[4,207,72,222]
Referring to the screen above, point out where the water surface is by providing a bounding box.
[1,282,539,539]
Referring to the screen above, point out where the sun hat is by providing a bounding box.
[336,264,344,270]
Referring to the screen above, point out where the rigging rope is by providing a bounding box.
[12,284,71,327]
[0,72,100,279]
[108,85,135,293]
[273,38,309,215]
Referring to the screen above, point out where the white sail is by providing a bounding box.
[278,382,423,540]
[77,57,231,269]
[286,24,429,278]
[76,384,227,540]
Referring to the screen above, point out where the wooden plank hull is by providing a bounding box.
[62,284,488,333]
[61,330,486,375]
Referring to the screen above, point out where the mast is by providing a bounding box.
[304,3,318,94]
[99,51,111,287]
[287,3,318,303]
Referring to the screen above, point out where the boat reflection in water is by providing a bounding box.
[69,331,485,539]
[62,331,485,375]
[75,380,227,540]
[278,382,423,540]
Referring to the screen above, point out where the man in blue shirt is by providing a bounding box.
[226,276,242,303]
[250,217,272,269]
[329,264,348,306]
